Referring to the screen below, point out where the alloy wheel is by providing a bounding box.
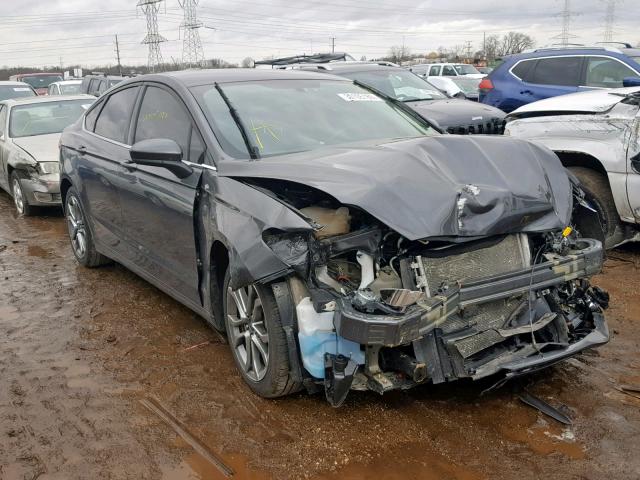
[226,285,270,381]
[12,178,25,215]
[66,195,88,259]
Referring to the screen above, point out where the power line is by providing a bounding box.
[603,0,621,42]
[179,0,205,67]
[137,0,167,71]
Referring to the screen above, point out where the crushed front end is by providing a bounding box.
[266,206,609,407]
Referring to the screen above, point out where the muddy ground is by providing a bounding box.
[1,191,639,480]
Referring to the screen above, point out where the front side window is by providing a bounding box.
[429,66,442,76]
[93,87,139,143]
[9,100,92,138]
[134,86,195,160]
[529,56,582,86]
[585,57,639,88]
[192,79,435,159]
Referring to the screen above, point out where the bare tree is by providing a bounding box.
[360,55,367,61]
[241,57,254,68]
[388,45,411,65]
[484,34,501,62]
[498,32,535,56]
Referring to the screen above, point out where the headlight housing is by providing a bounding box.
[37,162,60,175]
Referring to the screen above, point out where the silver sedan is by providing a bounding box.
[0,95,94,215]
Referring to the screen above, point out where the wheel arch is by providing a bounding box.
[60,178,72,211]
[208,239,229,331]
[554,150,608,176]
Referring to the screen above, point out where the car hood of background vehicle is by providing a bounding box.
[12,133,61,163]
[509,86,640,118]
[217,135,572,241]
[406,99,505,129]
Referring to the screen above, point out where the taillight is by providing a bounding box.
[478,78,494,91]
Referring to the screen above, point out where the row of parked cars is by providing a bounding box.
[0,51,630,406]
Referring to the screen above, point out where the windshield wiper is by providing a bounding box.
[214,83,260,160]
[352,80,442,133]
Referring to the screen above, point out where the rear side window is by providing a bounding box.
[528,56,582,86]
[429,66,441,76]
[94,87,140,143]
[511,59,536,81]
[84,101,102,131]
[98,81,108,95]
[585,56,639,88]
[133,86,197,161]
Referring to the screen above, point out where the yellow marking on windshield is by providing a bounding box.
[249,119,281,150]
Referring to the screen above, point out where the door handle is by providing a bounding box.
[520,90,533,95]
[77,145,87,155]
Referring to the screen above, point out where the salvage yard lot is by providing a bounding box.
[1,191,639,480]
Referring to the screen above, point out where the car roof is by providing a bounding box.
[14,72,62,76]
[503,47,634,62]
[1,94,94,106]
[53,80,83,85]
[299,62,405,75]
[126,68,349,87]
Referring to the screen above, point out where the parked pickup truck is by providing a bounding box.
[505,87,640,248]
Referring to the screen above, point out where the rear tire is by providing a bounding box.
[569,167,624,249]
[64,187,110,267]
[223,271,301,398]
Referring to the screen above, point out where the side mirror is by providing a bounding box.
[130,138,192,178]
[623,76,640,88]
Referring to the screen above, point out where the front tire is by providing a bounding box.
[569,167,624,249]
[11,171,34,216]
[64,187,110,267]
[223,271,301,398]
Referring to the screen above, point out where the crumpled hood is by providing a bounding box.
[407,99,505,130]
[12,133,61,163]
[217,135,572,241]
[509,86,640,118]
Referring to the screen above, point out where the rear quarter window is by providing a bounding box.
[511,59,536,80]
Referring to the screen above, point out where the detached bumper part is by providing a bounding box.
[335,238,603,347]
[324,238,608,395]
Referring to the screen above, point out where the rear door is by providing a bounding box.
[77,85,141,255]
[511,56,582,108]
[119,83,205,304]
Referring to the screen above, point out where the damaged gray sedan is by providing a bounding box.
[59,70,609,406]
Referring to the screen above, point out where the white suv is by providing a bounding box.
[505,87,640,248]
[411,63,486,79]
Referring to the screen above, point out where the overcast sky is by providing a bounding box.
[0,0,638,69]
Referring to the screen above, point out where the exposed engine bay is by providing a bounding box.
[252,178,610,407]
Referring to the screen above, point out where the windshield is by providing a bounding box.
[60,83,82,94]
[0,85,36,101]
[20,75,63,89]
[342,69,447,102]
[9,99,92,138]
[449,77,481,94]
[453,64,481,75]
[192,79,435,159]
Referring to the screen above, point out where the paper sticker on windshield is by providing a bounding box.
[13,87,31,92]
[337,93,383,102]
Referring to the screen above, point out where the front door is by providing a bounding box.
[0,105,9,192]
[119,84,205,305]
[626,113,640,221]
[76,85,141,254]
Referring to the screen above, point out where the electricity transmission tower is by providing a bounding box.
[603,0,620,42]
[552,0,578,46]
[137,0,167,72]
[179,0,205,68]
